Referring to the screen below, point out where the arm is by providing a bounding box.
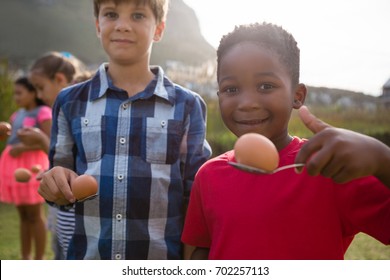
[190,247,210,260]
[18,105,52,153]
[181,95,212,259]
[9,142,43,157]
[181,95,212,201]
[38,96,77,205]
[17,127,50,154]
[295,106,390,188]
[182,199,195,259]
[17,117,52,154]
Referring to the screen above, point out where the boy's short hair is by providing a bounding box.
[93,0,169,23]
[217,22,300,86]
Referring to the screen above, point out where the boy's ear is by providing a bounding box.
[95,19,101,38]
[293,83,307,109]
[153,21,165,42]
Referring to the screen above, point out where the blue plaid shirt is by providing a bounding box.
[49,64,212,259]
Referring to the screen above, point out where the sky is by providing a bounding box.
[183,0,390,96]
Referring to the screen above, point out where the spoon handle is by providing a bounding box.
[228,161,305,174]
[274,163,305,172]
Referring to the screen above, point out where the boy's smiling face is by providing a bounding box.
[218,42,306,149]
[95,1,165,65]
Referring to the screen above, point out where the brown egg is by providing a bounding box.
[71,174,98,200]
[234,133,279,172]
[31,164,42,173]
[14,168,32,183]
[0,122,11,140]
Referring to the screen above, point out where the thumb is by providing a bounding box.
[299,105,330,134]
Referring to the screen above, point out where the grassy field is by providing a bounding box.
[0,202,54,260]
[0,202,389,260]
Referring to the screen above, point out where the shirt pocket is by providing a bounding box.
[72,116,106,162]
[144,118,183,165]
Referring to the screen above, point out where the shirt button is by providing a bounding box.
[116,214,122,221]
[122,104,128,109]
[83,119,89,125]
[161,120,166,127]
[117,174,124,180]
[119,137,126,144]
[115,254,121,260]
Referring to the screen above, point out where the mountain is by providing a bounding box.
[152,0,216,66]
[0,0,216,68]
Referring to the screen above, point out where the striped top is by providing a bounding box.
[56,207,75,259]
[49,64,211,259]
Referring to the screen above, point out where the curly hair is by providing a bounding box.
[217,22,300,86]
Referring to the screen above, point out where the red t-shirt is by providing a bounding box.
[182,137,390,259]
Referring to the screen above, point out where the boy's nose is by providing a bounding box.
[115,18,132,32]
[237,91,261,110]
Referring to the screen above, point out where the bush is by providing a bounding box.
[205,99,390,158]
[0,59,18,152]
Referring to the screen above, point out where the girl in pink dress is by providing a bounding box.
[0,77,52,259]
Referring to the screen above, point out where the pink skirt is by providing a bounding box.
[0,145,49,205]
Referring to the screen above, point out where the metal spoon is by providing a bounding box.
[228,161,305,174]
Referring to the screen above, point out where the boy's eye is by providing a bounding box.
[132,13,145,20]
[104,11,118,19]
[258,84,274,91]
[221,87,239,95]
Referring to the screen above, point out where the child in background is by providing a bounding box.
[38,0,211,259]
[181,22,390,260]
[0,77,51,259]
[22,51,90,259]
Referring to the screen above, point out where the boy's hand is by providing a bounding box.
[295,106,390,185]
[38,166,78,205]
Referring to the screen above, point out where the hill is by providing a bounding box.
[0,0,216,67]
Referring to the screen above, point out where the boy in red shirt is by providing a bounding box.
[181,22,390,259]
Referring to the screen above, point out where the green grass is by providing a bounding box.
[345,233,390,260]
[0,202,54,260]
[1,202,389,260]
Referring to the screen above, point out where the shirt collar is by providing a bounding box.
[89,63,176,105]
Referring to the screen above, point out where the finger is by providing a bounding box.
[39,173,71,206]
[299,105,331,134]
[295,133,325,171]
[35,171,44,181]
[52,169,75,203]
[54,197,72,206]
[38,175,58,202]
[303,143,334,177]
[41,168,75,203]
[318,155,344,179]
[331,169,350,184]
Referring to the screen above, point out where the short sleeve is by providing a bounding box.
[37,106,52,124]
[337,176,390,245]
[181,176,212,248]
